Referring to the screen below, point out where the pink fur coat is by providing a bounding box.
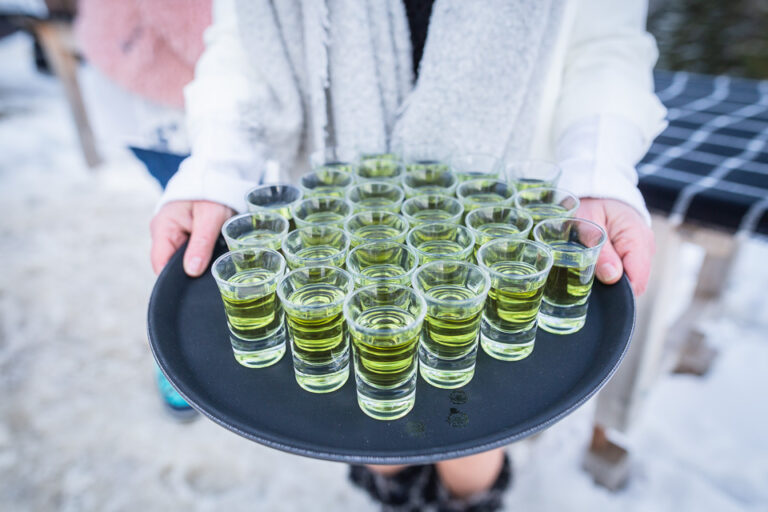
[75,0,211,108]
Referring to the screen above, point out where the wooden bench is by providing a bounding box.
[584,70,768,489]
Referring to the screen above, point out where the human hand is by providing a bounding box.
[576,198,655,296]
[150,200,235,277]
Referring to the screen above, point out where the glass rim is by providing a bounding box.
[299,168,354,188]
[406,222,476,258]
[532,216,608,250]
[244,182,303,207]
[464,206,534,235]
[401,169,458,194]
[411,260,491,307]
[346,181,405,204]
[343,284,427,337]
[221,211,290,242]
[456,178,517,200]
[344,210,410,237]
[291,195,353,218]
[345,241,420,283]
[281,225,351,260]
[400,195,464,225]
[476,238,554,281]
[514,186,579,204]
[211,247,286,287]
[276,265,354,309]
[449,152,502,170]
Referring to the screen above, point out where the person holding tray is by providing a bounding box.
[149,0,665,509]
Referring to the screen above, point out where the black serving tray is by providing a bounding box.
[148,240,634,464]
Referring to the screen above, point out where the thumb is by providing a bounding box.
[184,202,233,277]
[595,238,624,285]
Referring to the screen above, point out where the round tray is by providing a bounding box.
[148,240,634,464]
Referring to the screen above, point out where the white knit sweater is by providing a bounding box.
[161,0,667,224]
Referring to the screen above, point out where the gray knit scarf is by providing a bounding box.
[234,0,565,180]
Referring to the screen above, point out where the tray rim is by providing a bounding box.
[147,243,635,464]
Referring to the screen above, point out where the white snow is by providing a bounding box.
[1,32,766,511]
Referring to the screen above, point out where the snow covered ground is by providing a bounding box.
[1,33,766,511]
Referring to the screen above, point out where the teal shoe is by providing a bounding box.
[155,366,198,422]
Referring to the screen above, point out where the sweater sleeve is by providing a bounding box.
[553,0,667,224]
[157,0,271,213]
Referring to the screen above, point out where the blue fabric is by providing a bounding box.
[129,146,188,189]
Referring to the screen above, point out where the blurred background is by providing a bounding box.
[1,0,767,511]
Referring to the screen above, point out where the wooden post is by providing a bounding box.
[33,20,102,168]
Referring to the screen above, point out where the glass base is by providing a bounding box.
[480,320,536,361]
[418,343,477,389]
[357,392,415,421]
[230,324,287,368]
[354,370,417,421]
[232,342,286,368]
[538,300,588,335]
[294,365,349,393]
[419,364,474,389]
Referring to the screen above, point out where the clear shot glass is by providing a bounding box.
[450,153,502,182]
[411,261,491,389]
[476,238,553,361]
[456,179,517,214]
[533,217,607,335]
[465,207,534,260]
[277,266,354,393]
[211,248,287,368]
[400,195,464,227]
[221,211,289,251]
[309,146,359,173]
[504,160,562,191]
[344,284,427,420]
[401,166,458,198]
[344,210,410,248]
[395,142,454,170]
[346,181,405,213]
[346,241,420,288]
[299,168,354,198]
[406,223,475,264]
[291,196,352,229]
[514,187,580,226]
[355,154,404,184]
[281,225,350,270]
[245,183,304,230]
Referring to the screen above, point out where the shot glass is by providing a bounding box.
[221,211,289,251]
[401,167,458,198]
[355,154,404,184]
[346,241,419,288]
[344,210,410,247]
[344,284,427,420]
[309,145,359,173]
[477,238,553,361]
[456,179,517,214]
[533,217,607,334]
[282,225,350,270]
[412,261,491,389]
[211,248,287,368]
[300,168,354,198]
[406,223,475,264]
[514,187,580,225]
[450,153,502,182]
[245,183,304,230]
[291,196,352,228]
[504,160,562,191]
[346,181,405,213]
[278,266,354,393]
[465,207,534,259]
[400,195,464,226]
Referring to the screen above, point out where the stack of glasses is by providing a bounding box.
[211,146,608,421]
